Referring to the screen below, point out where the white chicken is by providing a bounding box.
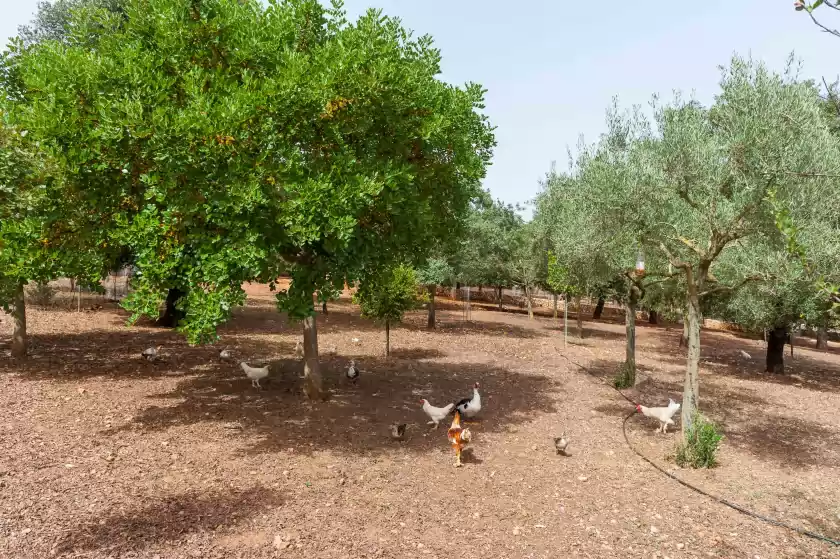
[141,345,161,362]
[455,382,481,419]
[420,398,455,429]
[240,362,270,388]
[293,340,303,359]
[739,350,752,360]
[636,399,681,434]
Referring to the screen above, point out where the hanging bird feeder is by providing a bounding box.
[635,250,646,277]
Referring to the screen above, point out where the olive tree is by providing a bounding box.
[625,56,840,434]
[5,0,495,398]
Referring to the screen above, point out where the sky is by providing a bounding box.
[2,1,839,217]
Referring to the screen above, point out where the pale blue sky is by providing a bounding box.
[3,1,838,216]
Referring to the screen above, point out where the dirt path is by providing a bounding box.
[1,286,838,558]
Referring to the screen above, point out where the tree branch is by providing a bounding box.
[658,242,690,270]
[805,7,840,37]
[822,76,840,118]
[699,275,763,298]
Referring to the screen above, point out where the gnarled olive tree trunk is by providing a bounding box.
[816,325,828,349]
[765,326,789,374]
[575,295,583,338]
[622,284,641,386]
[681,291,701,436]
[593,296,605,319]
[524,285,534,320]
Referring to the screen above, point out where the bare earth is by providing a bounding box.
[1,284,839,559]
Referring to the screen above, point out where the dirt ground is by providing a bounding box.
[1,284,839,559]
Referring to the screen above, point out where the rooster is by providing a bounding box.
[447,410,472,467]
[420,399,454,429]
[455,382,481,421]
[240,362,270,388]
[636,399,681,434]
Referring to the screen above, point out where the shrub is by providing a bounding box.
[27,282,57,307]
[675,412,724,468]
[613,362,635,389]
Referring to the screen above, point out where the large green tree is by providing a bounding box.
[4,0,494,398]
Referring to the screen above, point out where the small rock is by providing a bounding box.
[531,445,538,451]
[650,526,659,534]
[273,535,289,549]
[472,512,480,519]
[64,464,74,469]
[77,388,86,395]
[577,476,588,482]
[20,528,31,536]
[512,527,521,536]
[677,543,685,550]
[283,470,290,476]
[160,441,169,447]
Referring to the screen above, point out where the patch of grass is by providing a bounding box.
[613,362,635,389]
[675,412,723,469]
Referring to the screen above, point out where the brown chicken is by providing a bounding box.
[447,410,472,467]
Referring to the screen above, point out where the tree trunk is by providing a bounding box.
[69,277,76,292]
[11,283,27,359]
[648,310,658,324]
[451,285,457,300]
[575,295,583,338]
[679,309,689,348]
[322,301,328,315]
[681,294,701,437]
[624,293,638,386]
[525,286,534,320]
[765,326,788,374]
[427,285,436,329]
[497,285,503,311]
[302,314,325,400]
[816,325,828,349]
[593,296,605,319]
[385,319,390,357]
[158,288,186,328]
[553,293,558,323]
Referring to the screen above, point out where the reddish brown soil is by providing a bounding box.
[1,284,838,558]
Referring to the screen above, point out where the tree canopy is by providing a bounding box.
[3,0,495,349]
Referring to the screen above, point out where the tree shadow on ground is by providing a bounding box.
[102,353,562,458]
[53,486,283,555]
[726,413,840,470]
[0,328,300,381]
[640,328,840,395]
